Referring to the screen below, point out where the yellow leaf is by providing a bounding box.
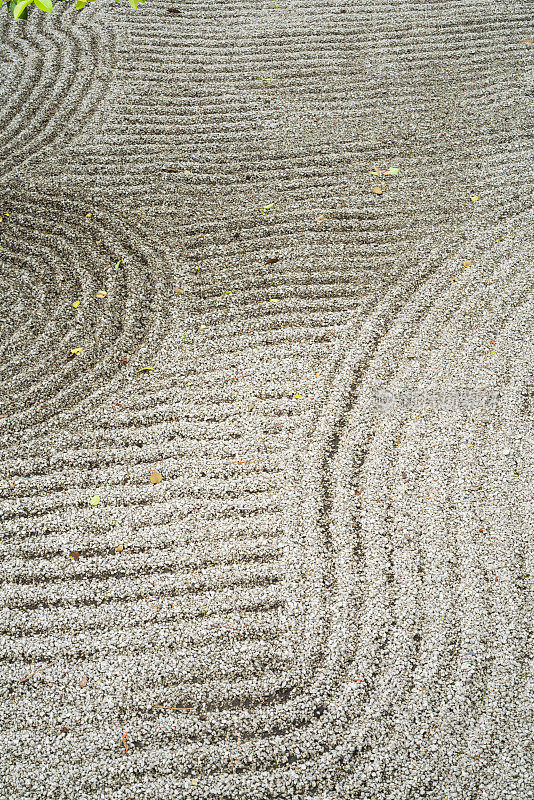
[150,471,162,484]
[69,347,83,356]
[174,287,185,295]
[371,166,399,176]
[85,213,92,218]
[462,261,472,267]
[89,495,100,506]
[294,393,303,399]
[137,366,155,373]
[269,298,280,303]
[72,300,81,308]
[372,186,383,195]
[96,290,107,299]
[470,195,479,202]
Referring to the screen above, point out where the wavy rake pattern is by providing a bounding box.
[0,0,533,798]
[0,2,116,181]
[0,186,175,427]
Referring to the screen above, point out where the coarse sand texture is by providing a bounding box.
[0,0,533,798]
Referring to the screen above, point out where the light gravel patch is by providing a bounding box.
[1,0,533,798]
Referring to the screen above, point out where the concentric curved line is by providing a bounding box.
[0,2,116,181]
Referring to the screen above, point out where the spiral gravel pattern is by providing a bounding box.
[1,0,533,798]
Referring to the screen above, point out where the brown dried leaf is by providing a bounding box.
[69,551,80,561]
[80,676,88,688]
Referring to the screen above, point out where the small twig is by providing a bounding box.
[153,705,196,711]
[120,729,129,754]
[223,373,253,383]
[140,593,160,611]
[19,662,54,684]
[222,458,265,465]
[423,723,438,740]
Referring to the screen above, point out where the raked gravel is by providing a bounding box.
[0,0,533,798]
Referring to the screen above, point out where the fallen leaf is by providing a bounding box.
[371,166,399,176]
[470,195,479,201]
[89,495,100,506]
[463,260,472,267]
[115,545,124,553]
[372,186,383,195]
[294,393,303,399]
[69,347,83,357]
[114,260,122,271]
[60,726,69,733]
[85,213,92,219]
[260,202,275,214]
[315,215,326,222]
[72,300,81,308]
[269,298,280,302]
[69,551,80,561]
[150,471,162,484]
[80,676,88,688]
[520,38,533,43]
[137,366,155,373]
[199,324,207,330]
[184,170,192,175]
[265,257,279,264]
[96,290,107,299]
[174,287,185,295]
[96,239,102,244]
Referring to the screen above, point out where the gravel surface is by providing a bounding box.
[1,0,533,798]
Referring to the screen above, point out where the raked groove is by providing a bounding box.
[1,0,533,798]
